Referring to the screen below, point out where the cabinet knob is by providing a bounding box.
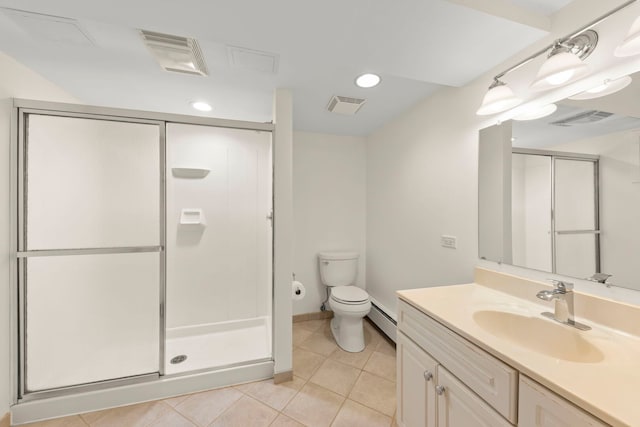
[423,371,433,381]
[435,385,446,396]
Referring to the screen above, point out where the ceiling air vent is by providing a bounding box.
[140,30,208,76]
[1,8,94,45]
[550,110,613,127]
[327,95,366,115]
[227,45,279,74]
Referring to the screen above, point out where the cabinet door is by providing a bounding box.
[397,332,438,427]
[519,376,607,427]
[436,367,512,427]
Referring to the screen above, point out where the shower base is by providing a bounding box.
[164,316,271,375]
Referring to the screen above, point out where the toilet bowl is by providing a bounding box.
[329,286,371,352]
[318,252,371,353]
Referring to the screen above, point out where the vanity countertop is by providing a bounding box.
[398,281,640,427]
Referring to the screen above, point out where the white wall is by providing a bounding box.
[366,84,481,313]
[292,131,366,315]
[599,138,640,288]
[365,0,640,314]
[478,123,512,264]
[0,51,78,415]
[511,154,552,272]
[272,89,294,376]
[166,124,272,328]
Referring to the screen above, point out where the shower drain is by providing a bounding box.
[170,355,187,364]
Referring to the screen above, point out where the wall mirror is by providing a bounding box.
[479,70,640,291]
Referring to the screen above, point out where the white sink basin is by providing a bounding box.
[473,310,604,363]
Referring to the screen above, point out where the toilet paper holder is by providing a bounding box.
[292,273,301,295]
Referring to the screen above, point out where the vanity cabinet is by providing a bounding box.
[397,299,610,427]
[518,376,607,427]
[397,298,517,427]
[437,366,513,427]
[397,332,512,427]
[397,332,437,427]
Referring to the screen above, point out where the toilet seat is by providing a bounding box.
[330,286,369,304]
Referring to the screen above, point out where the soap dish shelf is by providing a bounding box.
[172,167,210,179]
[180,209,206,226]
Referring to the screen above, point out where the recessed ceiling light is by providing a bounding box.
[191,101,212,112]
[355,73,381,88]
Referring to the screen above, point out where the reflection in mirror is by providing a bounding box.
[479,71,640,291]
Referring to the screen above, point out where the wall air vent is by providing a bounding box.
[327,95,366,115]
[550,110,613,127]
[140,30,208,76]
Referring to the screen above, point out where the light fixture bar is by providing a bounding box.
[493,0,636,81]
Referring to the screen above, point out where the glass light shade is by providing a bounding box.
[530,51,589,91]
[513,104,557,121]
[476,84,522,116]
[355,73,381,88]
[569,75,632,100]
[615,16,640,57]
[191,101,212,112]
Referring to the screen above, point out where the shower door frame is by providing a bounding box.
[512,148,601,275]
[11,99,276,403]
[15,106,167,400]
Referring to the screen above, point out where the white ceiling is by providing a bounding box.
[511,0,573,16]
[513,70,640,150]
[0,0,571,135]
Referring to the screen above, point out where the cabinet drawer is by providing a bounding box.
[398,299,518,423]
[519,376,607,427]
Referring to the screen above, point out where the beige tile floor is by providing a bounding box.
[19,319,397,427]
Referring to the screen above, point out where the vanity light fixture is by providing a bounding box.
[531,30,598,90]
[569,75,633,100]
[190,101,212,112]
[355,73,381,88]
[476,79,522,115]
[529,31,597,91]
[513,104,558,121]
[615,16,640,57]
[475,1,636,116]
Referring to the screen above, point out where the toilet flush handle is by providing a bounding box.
[322,260,329,265]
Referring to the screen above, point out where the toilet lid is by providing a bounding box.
[331,286,369,303]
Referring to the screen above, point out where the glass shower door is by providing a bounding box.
[554,158,599,278]
[19,113,163,394]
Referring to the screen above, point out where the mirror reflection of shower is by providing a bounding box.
[511,151,599,279]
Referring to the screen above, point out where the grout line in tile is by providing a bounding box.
[143,401,175,427]
[346,370,397,420]
[328,395,348,427]
[172,402,203,427]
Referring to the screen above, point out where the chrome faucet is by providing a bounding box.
[536,280,590,331]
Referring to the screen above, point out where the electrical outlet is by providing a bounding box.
[441,235,457,249]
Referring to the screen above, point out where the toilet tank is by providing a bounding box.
[318,252,359,287]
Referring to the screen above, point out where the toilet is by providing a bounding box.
[318,251,371,352]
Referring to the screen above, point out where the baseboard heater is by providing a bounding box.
[367,297,397,343]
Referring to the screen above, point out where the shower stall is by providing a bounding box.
[511,150,600,278]
[13,101,274,402]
